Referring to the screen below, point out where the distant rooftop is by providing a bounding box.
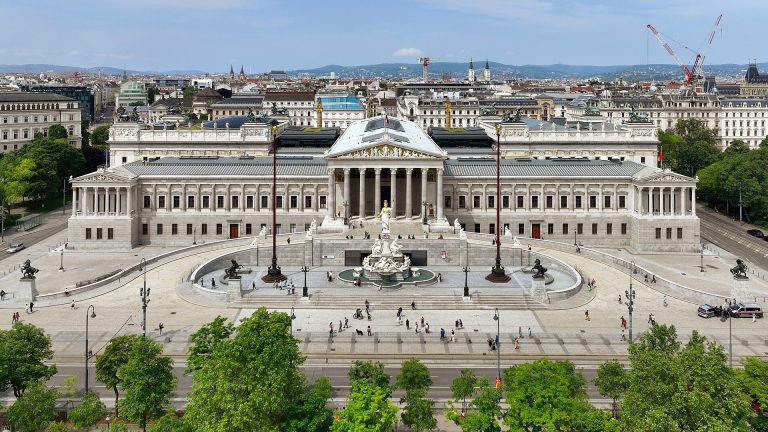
[0,92,76,102]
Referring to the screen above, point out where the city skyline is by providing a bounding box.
[1,0,764,73]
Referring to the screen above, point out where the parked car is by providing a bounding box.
[5,243,24,253]
[697,304,717,318]
[762,236,768,242]
[728,303,763,318]
[747,229,764,238]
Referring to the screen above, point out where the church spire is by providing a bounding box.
[229,65,235,80]
[468,58,475,83]
[239,65,246,80]
[484,58,490,82]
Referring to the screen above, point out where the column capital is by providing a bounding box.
[343,167,351,174]
[327,168,335,176]
[436,167,444,174]
[374,168,382,174]
[406,168,414,174]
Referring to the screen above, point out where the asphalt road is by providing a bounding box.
[3,362,605,407]
[0,215,68,266]
[698,206,768,271]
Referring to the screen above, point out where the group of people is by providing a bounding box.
[273,279,297,295]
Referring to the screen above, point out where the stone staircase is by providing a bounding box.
[232,292,547,310]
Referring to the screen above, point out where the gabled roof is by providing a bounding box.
[325,115,446,159]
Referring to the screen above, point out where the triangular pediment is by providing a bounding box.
[640,170,695,183]
[74,171,133,183]
[325,116,447,159]
[328,142,442,160]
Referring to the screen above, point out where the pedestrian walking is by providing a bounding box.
[753,314,757,323]
[158,323,164,335]
[25,303,29,314]
[458,319,463,328]
[450,329,455,342]
[0,290,5,301]
[397,315,402,326]
[518,326,522,338]
[440,328,445,340]
[11,312,16,323]
[621,330,627,341]
[584,310,590,321]
[406,319,410,330]
[287,237,290,245]
[420,316,425,326]
[415,323,419,333]
[651,275,657,283]
[397,307,402,318]
[344,317,349,328]
[252,281,256,290]
[528,327,532,338]
[648,313,654,324]
[365,299,370,312]
[71,300,75,310]
[199,278,204,286]
[514,337,520,350]
[29,302,33,313]
[367,325,372,336]
[211,278,216,288]
[329,321,334,336]
[455,320,459,329]
[488,337,493,351]
[618,294,622,304]
[411,301,416,310]
[426,323,430,333]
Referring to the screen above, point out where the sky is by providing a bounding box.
[0,0,765,73]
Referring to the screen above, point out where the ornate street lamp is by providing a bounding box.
[625,261,636,342]
[263,125,286,282]
[85,305,96,393]
[301,265,309,298]
[463,266,470,298]
[487,123,510,282]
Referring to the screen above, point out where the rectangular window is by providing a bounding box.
[171,224,178,235]
[591,223,598,235]
[85,228,92,239]
[444,195,452,210]
[560,196,567,208]
[232,195,239,209]
[677,227,683,239]
[261,195,268,209]
[606,223,613,235]
[575,196,583,208]
[187,196,195,208]
[201,224,208,235]
[216,224,223,235]
[290,196,298,209]
[172,196,180,208]
[517,196,524,208]
[319,195,327,209]
[487,196,495,209]
[489,223,495,235]
[246,224,252,235]
[546,196,553,208]
[96,228,103,239]
[202,196,210,208]
[142,224,148,235]
[275,224,282,234]
[547,223,554,235]
[157,224,163,235]
[589,195,597,208]
[619,196,626,209]
[143,196,151,208]
[276,196,284,209]
[459,196,466,209]
[474,223,480,233]
[621,223,627,235]
[577,223,583,235]
[473,196,480,208]
[604,195,611,209]
[290,223,297,233]
[655,228,661,239]
[107,228,113,239]
[158,196,166,209]
[562,223,569,235]
[518,223,525,235]
[502,195,510,208]
[217,196,224,208]
[666,228,672,239]
[303,195,311,209]
[243,195,253,209]
[186,224,193,235]
[531,196,539,208]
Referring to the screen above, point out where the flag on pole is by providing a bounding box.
[658,146,663,162]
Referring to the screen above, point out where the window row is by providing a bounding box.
[0,103,72,111]
[449,194,627,210]
[84,227,114,240]
[143,194,327,210]
[2,115,58,124]
[141,222,310,236]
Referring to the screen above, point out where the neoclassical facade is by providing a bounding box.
[68,115,699,253]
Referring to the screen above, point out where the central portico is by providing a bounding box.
[321,115,449,230]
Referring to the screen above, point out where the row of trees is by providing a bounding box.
[659,118,768,226]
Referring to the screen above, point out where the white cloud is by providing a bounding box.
[393,48,424,57]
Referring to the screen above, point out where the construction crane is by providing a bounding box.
[646,14,723,85]
[417,57,431,82]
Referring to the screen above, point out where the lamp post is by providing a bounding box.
[62,176,67,215]
[422,200,428,225]
[463,266,470,298]
[59,249,64,271]
[85,305,96,393]
[139,258,150,336]
[487,124,509,282]
[290,307,296,336]
[342,200,349,225]
[263,125,285,282]
[700,246,705,272]
[493,308,501,389]
[624,261,636,342]
[193,227,197,245]
[301,265,309,298]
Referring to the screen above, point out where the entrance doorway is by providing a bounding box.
[229,224,239,239]
[531,223,541,239]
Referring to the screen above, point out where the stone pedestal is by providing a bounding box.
[17,277,37,301]
[319,215,346,233]
[227,276,243,302]
[530,276,548,304]
[731,277,752,304]
[428,217,451,233]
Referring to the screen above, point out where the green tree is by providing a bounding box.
[185,308,305,431]
[395,358,432,397]
[129,101,146,107]
[96,334,142,417]
[724,139,750,156]
[21,136,86,179]
[185,315,233,375]
[91,125,111,148]
[48,124,68,140]
[182,86,197,99]
[44,422,71,432]
[118,337,176,432]
[81,119,90,147]
[621,324,751,431]
[348,360,391,391]
[504,359,619,432]
[68,391,107,428]
[147,86,158,105]
[81,143,106,173]
[148,412,193,432]
[401,392,437,432]
[330,379,398,432]
[659,123,721,177]
[446,378,501,432]
[7,382,58,432]
[450,369,478,414]
[594,360,628,418]
[0,323,57,397]
[740,357,768,430]
[283,376,334,432]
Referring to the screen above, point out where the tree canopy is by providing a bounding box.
[185,315,233,375]
[282,376,334,432]
[0,323,57,397]
[96,334,142,417]
[446,377,502,432]
[47,124,68,140]
[330,379,398,432]
[68,391,107,428]
[348,360,391,392]
[593,360,628,418]
[91,124,111,148]
[6,382,58,432]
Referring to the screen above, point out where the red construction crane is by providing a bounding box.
[646,14,723,85]
[417,57,431,82]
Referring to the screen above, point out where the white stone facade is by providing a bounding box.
[0,93,82,153]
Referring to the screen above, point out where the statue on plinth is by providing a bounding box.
[225,259,243,279]
[390,238,403,256]
[310,218,317,232]
[504,226,512,238]
[377,200,392,233]
[531,258,548,279]
[730,259,748,279]
[21,260,39,279]
[454,218,461,232]
[371,239,383,256]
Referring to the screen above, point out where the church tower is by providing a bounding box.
[484,59,490,82]
[468,58,475,83]
[229,65,235,81]
[239,65,246,80]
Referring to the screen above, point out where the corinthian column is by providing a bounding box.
[358,168,366,218]
[405,168,413,218]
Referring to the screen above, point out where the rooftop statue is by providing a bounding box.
[503,107,524,123]
[481,102,498,116]
[246,107,257,122]
[584,106,601,116]
[629,105,651,123]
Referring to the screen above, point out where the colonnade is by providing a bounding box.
[636,185,695,216]
[73,186,133,216]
